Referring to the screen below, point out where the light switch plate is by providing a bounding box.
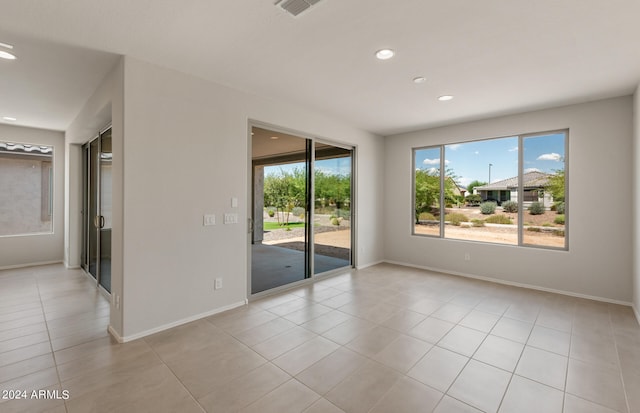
[203,214,216,226]
[224,213,238,224]
[231,197,238,208]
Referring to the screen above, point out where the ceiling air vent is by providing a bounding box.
[275,0,323,17]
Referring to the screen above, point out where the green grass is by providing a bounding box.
[264,222,306,231]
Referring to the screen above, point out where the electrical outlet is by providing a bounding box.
[203,214,216,226]
[215,278,223,290]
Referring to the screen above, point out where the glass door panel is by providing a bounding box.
[99,129,112,292]
[88,138,99,279]
[313,144,352,275]
[251,127,310,294]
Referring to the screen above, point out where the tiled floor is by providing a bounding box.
[1,263,639,413]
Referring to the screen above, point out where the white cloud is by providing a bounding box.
[474,151,480,155]
[537,152,561,161]
[448,144,461,150]
[423,158,450,166]
[427,167,439,174]
[508,147,518,152]
[524,167,541,173]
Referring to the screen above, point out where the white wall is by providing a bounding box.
[0,124,64,268]
[65,58,124,334]
[384,96,634,303]
[117,57,383,339]
[633,85,640,318]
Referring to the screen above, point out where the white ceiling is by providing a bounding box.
[0,0,638,135]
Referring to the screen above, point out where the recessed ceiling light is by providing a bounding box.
[438,95,454,101]
[2,116,17,121]
[413,76,426,84]
[270,136,279,140]
[0,42,16,60]
[375,49,395,60]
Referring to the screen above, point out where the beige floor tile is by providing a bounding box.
[570,332,619,368]
[408,345,468,392]
[408,297,444,315]
[535,310,572,333]
[0,384,66,413]
[472,334,524,372]
[0,331,50,354]
[431,303,471,324]
[369,376,443,413]
[273,336,339,376]
[0,353,55,383]
[66,363,202,413]
[563,393,623,413]
[379,309,427,333]
[300,310,352,334]
[302,398,346,413]
[433,395,483,413]
[0,366,59,393]
[515,346,567,390]
[267,298,312,317]
[346,325,400,357]
[566,358,627,413]
[282,303,333,325]
[167,344,267,398]
[296,347,367,395]
[319,292,355,309]
[321,317,375,345]
[209,309,279,335]
[325,361,401,413]
[0,322,48,343]
[0,341,51,367]
[198,363,291,412]
[527,325,570,356]
[234,317,296,346]
[437,325,487,357]
[498,375,563,413]
[491,317,533,343]
[408,316,455,344]
[459,310,501,333]
[251,326,317,360]
[448,360,512,413]
[239,379,320,413]
[373,334,432,373]
[503,303,540,323]
[144,319,231,361]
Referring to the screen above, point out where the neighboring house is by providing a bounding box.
[473,171,554,207]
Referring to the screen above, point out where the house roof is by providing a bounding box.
[475,171,551,191]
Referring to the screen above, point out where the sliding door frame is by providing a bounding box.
[247,120,356,299]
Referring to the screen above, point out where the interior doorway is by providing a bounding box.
[250,125,354,295]
[81,126,112,293]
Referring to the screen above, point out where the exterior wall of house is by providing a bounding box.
[384,96,634,303]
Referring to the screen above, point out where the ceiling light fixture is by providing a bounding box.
[375,49,395,60]
[0,42,16,60]
[413,77,426,84]
[270,136,280,140]
[2,116,17,121]
[438,95,454,101]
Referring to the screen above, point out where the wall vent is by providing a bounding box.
[275,0,323,17]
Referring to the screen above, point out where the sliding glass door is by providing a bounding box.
[250,126,353,295]
[81,127,112,293]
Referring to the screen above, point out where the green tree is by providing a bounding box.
[414,169,440,223]
[466,180,487,195]
[263,167,306,225]
[545,170,565,202]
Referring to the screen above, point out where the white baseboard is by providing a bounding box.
[383,260,633,307]
[109,300,247,343]
[356,260,385,270]
[0,260,63,271]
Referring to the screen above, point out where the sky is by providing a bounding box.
[415,132,566,187]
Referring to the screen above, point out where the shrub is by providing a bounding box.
[502,200,518,213]
[445,212,469,226]
[466,194,482,206]
[471,219,485,227]
[336,209,351,220]
[331,217,340,226]
[480,201,497,215]
[484,215,512,224]
[419,212,436,221]
[266,207,276,217]
[528,202,545,215]
[292,207,305,217]
[554,214,565,225]
[527,227,541,232]
[554,202,565,214]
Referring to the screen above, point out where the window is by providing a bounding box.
[0,141,54,236]
[413,131,567,249]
